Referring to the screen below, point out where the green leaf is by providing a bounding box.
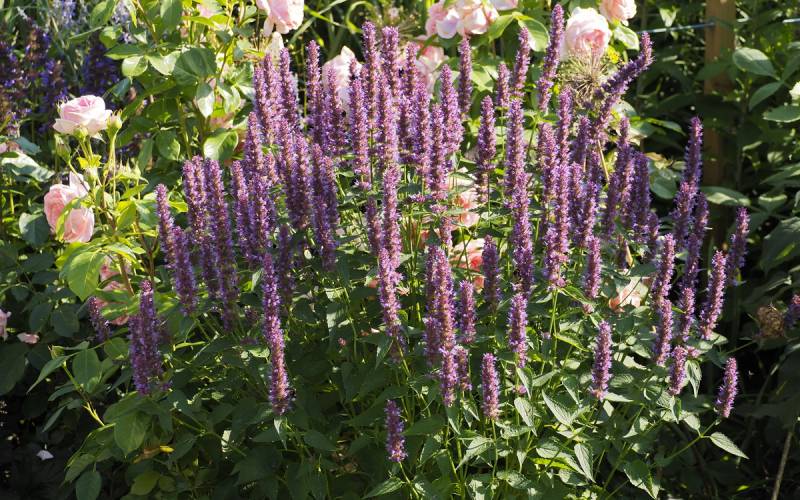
[542,392,576,427]
[764,105,800,123]
[486,15,515,42]
[29,355,68,392]
[0,343,28,395]
[104,337,128,359]
[622,460,659,498]
[732,47,776,77]
[89,0,119,28]
[75,470,102,500]
[155,130,181,161]
[405,416,445,436]
[2,151,52,181]
[19,213,49,247]
[303,430,337,452]
[131,470,160,495]
[364,478,404,498]
[613,24,639,50]
[708,432,748,459]
[173,47,216,87]
[574,443,594,481]
[762,218,800,271]
[516,17,549,51]
[701,186,751,207]
[458,436,493,468]
[62,249,105,300]
[147,52,178,75]
[114,413,147,454]
[749,82,782,110]
[195,82,215,118]
[514,397,536,427]
[121,56,148,77]
[203,130,238,161]
[159,0,182,34]
[72,349,102,389]
[52,307,80,337]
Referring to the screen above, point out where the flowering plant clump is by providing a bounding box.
[2,0,784,498]
[18,3,754,496]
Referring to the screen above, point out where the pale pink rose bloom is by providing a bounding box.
[259,0,304,35]
[455,188,481,227]
[411,41,446,93]
[452,238,486,288]
[43,173,94,243]
[0,308,10,340]
[197,3,216,17]
[95,281,131,325]
[563,8,611,58]
[426,2,458,39]
[322,46,361,108]
[491,0,518,9]
[17,333,39,344]
[53,95,112,136]
[457,0,498,36]
[600,0,636,23]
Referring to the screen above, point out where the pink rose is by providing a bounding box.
[491,0,518,9]
[452,238,485,288]
[600,0,636,23]
[322,46,361,108]
[259,0,304,35]
[53,95,112,136]
[426,0,499,39]
[411,41,446,93]
[455,188,481,227]
[0,308,10,340]
[94,281,131,326]
[43,173,94,243]
[17,333,39,344]
[563,8,611,58]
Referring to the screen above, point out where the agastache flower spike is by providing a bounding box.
[537,4,564,112]
[380,26,400,94]
[439,65,463,155]
[155,184,176,262]
[378,74,399,174]
[590,33,653,147]
[726,207,749,286]
[476,96,496,202]
[699,251,728,340]
[378,247,405,358]
[458,35,473,115]
[203,159,238,326]
[262,253,292,415]
[481,353,500,420]
[677,285,695,343]
[454,345,472,391]
[129,281,163,395]
[459,280,476,344]
[230,162,255,262]
[590,321,612,400]
[784,295,800,330]
[495,62,510,108]
[169,226,197,314]
[428,104,450,204]
[362,22,381,127]
[382,162,402,270]
[508,292,529,367]
[583,235,602,300]
[653,299,674,366]
[305,41,323,145]
[349,73,371,190]
[88,296,111,341]
[276,224,295,305]
[682,194,708,289]
[715,358,738,418]
[385,400,406,462]
[278,48,300,130]
[651,234,676,308]
[510,27,531,100]
[440,346,457,406]
[482,236,501,311]
[668,346,688,396]
[505,100,534,292]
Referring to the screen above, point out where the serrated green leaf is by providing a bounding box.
[542,392,576,427]
[574,443,594,481]
[708,432,748,459]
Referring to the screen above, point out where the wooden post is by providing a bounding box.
[703,0,736,188]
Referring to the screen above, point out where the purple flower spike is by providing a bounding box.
[651,234,676,308]
[170,226,198,314]
[262,253,292,415]
[349,73,372,191]
[508,292,528,367]
[537,4,564,112]
[784,295,800,329]
[439,64,463,155]
[590,321,613,400]
[362,21,381,128]
[699,250,728,340]
[440,346,458,406]
[129,281,163,395]
[668,346,688,396]
[459,281,476,344]
[511,27,531,100]
[653,299,674,366]
[381,26,400,94]
[495,62,510,108]
[715,358,738,418]
[682,194,708,290]
[476,96,496,202]
[583,235,602,300]
[458,35,473,116]
[482,236,501,311]
[677,284,696,343]
[385,400,406,462]
[88,296,111,341]
[481,353,500,420]
[726,207,749,286]
[454,345,472,391]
